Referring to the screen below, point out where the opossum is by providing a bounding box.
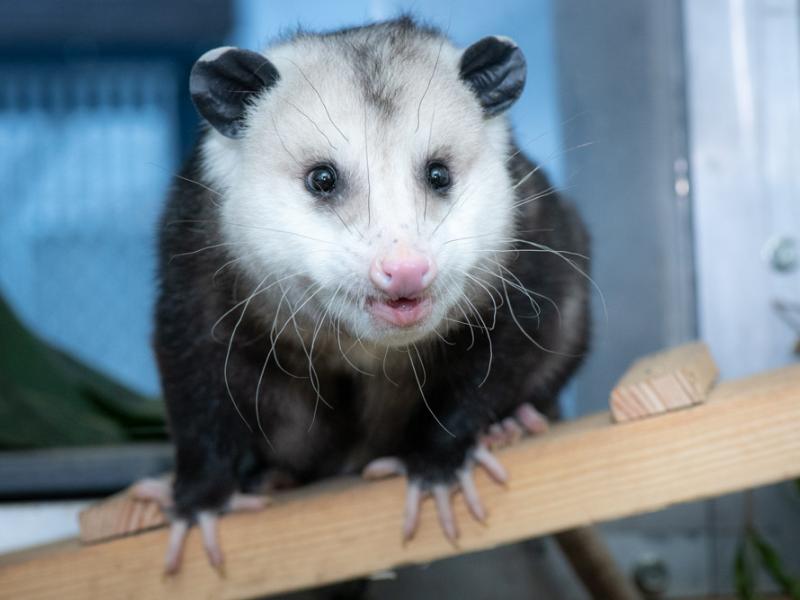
[136,16,591,573]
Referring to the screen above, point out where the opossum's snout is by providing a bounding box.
[367,244,437,327]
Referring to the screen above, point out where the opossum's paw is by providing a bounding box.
[483,402,549,449]
[130,477,270,575]
[362,444,508,544]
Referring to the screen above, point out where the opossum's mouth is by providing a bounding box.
[366,295,432,327]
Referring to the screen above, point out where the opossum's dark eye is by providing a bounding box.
[306,165,337,195]
[426,162,451,191]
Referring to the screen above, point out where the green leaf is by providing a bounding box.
[0,294,167,448]
[734,537,759,600]
[749,530,800,600]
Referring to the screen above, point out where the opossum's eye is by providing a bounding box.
[305,164,337,196]
[426,162,451,192]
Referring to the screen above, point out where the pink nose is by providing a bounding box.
[370,249,436,298]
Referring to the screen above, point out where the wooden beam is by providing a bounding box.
[610,342,719,422]
[2,364,799,600]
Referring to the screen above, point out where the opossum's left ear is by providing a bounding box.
[459,36,526,116]
[190,46,280,138]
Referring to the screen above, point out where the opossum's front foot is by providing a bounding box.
[483,402,549,448]
[131,477,270,575]
[362,444,508,543]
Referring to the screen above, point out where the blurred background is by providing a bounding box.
[0,0,798,598]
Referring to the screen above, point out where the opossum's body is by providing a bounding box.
[153,17,590,570]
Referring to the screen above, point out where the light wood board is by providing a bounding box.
[610,342,719,422]
[1,364,799,600]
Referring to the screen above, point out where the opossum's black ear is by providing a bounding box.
[190,47,280,138]
[460,36,526,116]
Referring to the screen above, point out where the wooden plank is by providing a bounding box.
[610,342,719,422]
[79,490,167,543]
[1,364,799,600]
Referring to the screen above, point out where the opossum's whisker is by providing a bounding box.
[406,346,454,438]
[271,115,301,165]
[504,239,605,321]
[510,141,595,191]
[423,109,435,221]
[439,229,554,246]
[327,203,362,239]
[479,260,563,327]
[430,183,470,236]
[210,272,300,342]
[432,327,456,346]
[167,219,341,246]
[411,343,427,388]
[283,98,337,150]
[382,346,399,385]
[223,274,273,433]
[511,184,561,208]
[212,254,248,283]
[499,278,579,357]
[268,282,309,379]
[332,303,375,377]
[363,103,372,226]
[459,290,494,387]
[415,38,445,133]
[307,297,334,432]
[169,241,246,262]
[281,57,349,143]
[145,162,224,208]
[476,263,542,320]
[460,270,503,330]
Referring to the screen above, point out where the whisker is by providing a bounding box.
[415,39,445,133]
[406,346,454,437]
[280,57,350,143]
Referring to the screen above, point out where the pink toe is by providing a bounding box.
[433,485,458,542]
[474,445,509,484]
[198,512,224,569]
[403,483,422,541]
[164,520,189,575]
[516,403,549,434]
[458,470,486,522]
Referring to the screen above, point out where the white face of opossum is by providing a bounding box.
[193,24,526,347]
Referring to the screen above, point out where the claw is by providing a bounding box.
[458,469,486,522]
[198,512,224,572]
[164,519,189,575]
[402,481,422,542]
[474,444,508,484]
[432,485,458,543]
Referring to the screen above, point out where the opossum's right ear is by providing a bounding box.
[190,47,280,138]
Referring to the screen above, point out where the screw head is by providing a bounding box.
[633,556,670,597]
[765,236,798,273]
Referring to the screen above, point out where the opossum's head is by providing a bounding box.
[194,19,525,347]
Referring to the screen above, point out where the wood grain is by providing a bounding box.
[79,490,167,543]
[2,364,799,600]
[610,342,719,422]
